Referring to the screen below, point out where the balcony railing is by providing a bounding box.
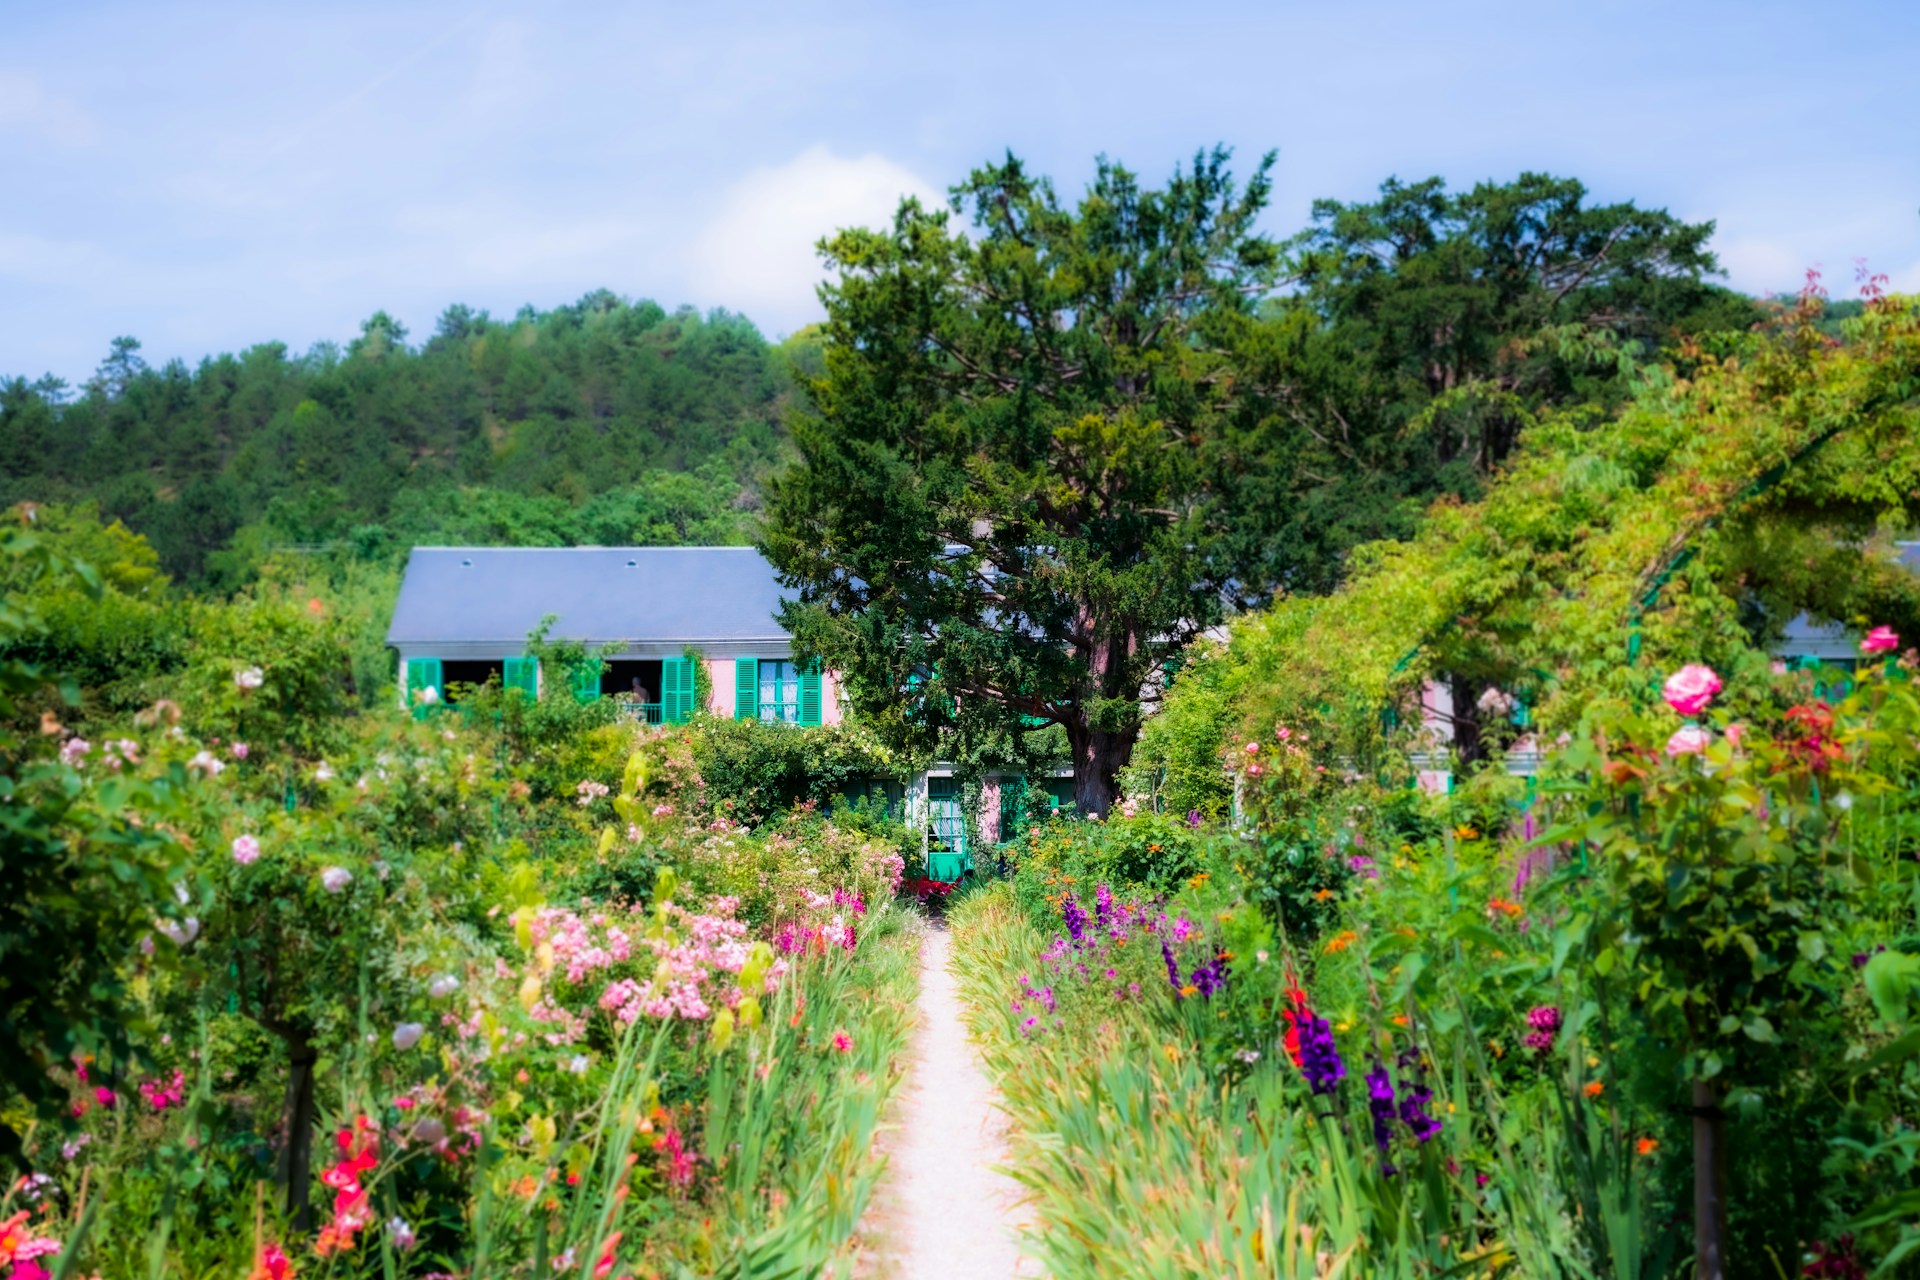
[615,699,663,724]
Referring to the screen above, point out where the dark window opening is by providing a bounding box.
[440,659,504,703]
[604,659,665,723]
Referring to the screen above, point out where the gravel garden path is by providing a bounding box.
[851,924,1040,1279]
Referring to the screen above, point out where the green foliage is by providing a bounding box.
[0,524,185,1156]
[1,298,789,587]
[1196,293,1920,768]
[684,715,913,827]
[764,146,1290,816]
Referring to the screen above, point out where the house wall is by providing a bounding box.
[821,668,842,726]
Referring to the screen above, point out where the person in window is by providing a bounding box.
[629,676,652,704]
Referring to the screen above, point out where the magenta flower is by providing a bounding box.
[1662,664,1722,716]
[1862,625,1899,655]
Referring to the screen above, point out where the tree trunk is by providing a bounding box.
[1445,672,1487,769]
[277,1032,319,1231]
[1066,718,1134,819]
[1693,1078,1729,1280]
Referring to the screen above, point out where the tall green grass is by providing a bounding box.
[949,884,1653,1279]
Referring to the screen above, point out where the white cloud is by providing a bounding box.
[0,72,97,147]
[686,146,941,335]
[1714,236,1814,299]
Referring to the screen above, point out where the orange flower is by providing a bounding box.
[1636,1137,1658,1156]
[1323,930,1359,955]
[1584,1081,1604,1098]
[1486,898,1524,918]
[1391,1014,1409,1027]
[1312,888,1336,902]
[1455,824,1479,840]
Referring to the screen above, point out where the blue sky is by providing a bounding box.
[4,0,1917,383]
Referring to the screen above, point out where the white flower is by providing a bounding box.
[234,666,264,690]
[157,916,200,946]
[59,737,90,767]
[1836,792,1855,811]
[187,750,225,777]
[232,834,261,865]
[314,760,336,782]
[373,859,391,881]
[387,1218,417,1252]
[320,866,353,893]
[551,1248,578,1272]
[391,1022,426,1051]
[415,685,440,706]
[566,1054,591,1075]
[61,1134,91,1160]
[428,975,461,999]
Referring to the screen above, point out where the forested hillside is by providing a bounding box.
[0,292,803,587]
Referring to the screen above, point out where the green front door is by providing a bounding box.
[926,776,968,882]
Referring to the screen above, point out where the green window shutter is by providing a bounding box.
[799,662,823,726]
[503,656,537,699]
[735,658,759,721]
[406,658,443,718]
[663,657,699,724]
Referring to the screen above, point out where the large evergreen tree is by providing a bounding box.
[763,147,1287,816]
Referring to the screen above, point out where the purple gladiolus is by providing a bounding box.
[1061,893,1090,943]
[1366,1062,1398,1171]
[1161,939,1182,991]
[1298,1010,1346,1096]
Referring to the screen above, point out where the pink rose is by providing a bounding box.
[1666,725,1712,757]
[1862,626,1899,655]
[1724,723,1745,748]
[1662,664,1722,717]
[232,834,261,865]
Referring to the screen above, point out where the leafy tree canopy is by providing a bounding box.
[1,296,791,586]
[1163,290,1920,773]
[764,146,1290,815]
[1225,173,1758,597]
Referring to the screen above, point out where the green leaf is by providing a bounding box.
[1742,1015,1775,1043]
[1863,951,1920,1026]
[1796,931,1828,963]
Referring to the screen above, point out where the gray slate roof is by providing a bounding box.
[386,547,792,652]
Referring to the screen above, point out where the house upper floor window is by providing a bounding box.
[759,659,801,723]
[735,657,823,726]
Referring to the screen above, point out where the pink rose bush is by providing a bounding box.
[1662,664,1722,717]
[1861,625,1899,655]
